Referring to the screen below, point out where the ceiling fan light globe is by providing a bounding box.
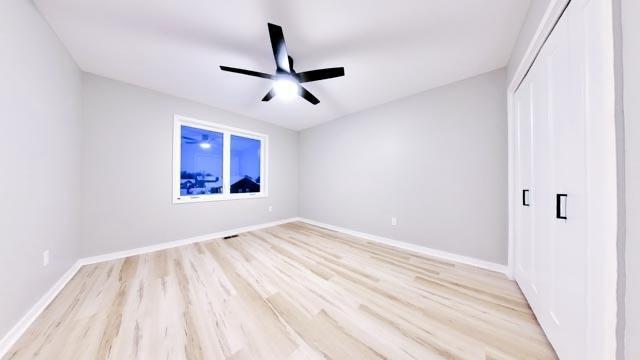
[199,142,212,149]
[273,79,299,101]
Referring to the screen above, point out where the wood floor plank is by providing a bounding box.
[5,222,557,360]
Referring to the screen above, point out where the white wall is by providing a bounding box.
[80,74,298,257]
[299,69,508,264]
[622,0,639,357]
[0,0,82,338]
[507,0,553,82]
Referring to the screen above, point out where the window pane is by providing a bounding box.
[230,135,261,194]
[180,125,223,196]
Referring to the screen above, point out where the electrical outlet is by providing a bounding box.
[43,250,50,267]
[391,217,397,226]
[268,205,273,212]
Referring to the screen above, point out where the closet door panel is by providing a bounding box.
[543,2,608,357]
[514,80,534,293]
[546,12,588,359]
[529,46,555,325]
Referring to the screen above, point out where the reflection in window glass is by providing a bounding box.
[230,135,261,194]
[180,125,223,196]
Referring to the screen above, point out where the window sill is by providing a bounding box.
[173,192,268,204]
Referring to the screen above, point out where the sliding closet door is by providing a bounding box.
[544,11,588,358]
[532,46,557,324]
[513,0,616,358]
[515,12,589,359]
[514,78,534,295]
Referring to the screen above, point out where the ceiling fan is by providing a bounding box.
[220,23,345,105]
[182,134,215,149]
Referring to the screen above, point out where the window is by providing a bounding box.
[179,126,224,196]
[173,115,267,203]
[230,135,262,194]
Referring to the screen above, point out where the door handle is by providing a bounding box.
[556,194,567,219]
[522,189,530,206]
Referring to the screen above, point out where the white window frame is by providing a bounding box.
[173,114,268,204]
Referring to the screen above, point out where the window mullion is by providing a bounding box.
[223,132,231,195]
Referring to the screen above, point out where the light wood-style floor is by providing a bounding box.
[6,222,557,360]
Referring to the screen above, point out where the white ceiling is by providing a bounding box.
[35,0,529,130]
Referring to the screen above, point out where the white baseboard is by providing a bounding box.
[0,217,299,358]
[79,217,300,266]
[297,218,508,275]
[0,260,82,358]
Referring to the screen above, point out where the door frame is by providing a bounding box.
[506,0,618,358]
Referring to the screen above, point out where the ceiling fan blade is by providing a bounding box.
[220,66,274,79]
[299,86,320,105]
[297,67,345,83]
[267,23,290,72]
[288,56,294,70]
[261,89,276,102]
